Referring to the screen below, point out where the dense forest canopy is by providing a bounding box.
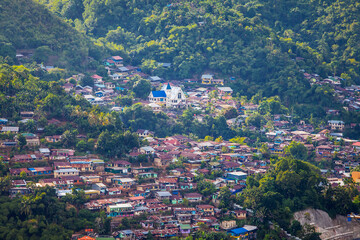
[0,0,107,70]
[0,0,357,108]
[240,157,360,229]
[21,0,356,113]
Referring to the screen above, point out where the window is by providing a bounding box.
[178,93,182,99]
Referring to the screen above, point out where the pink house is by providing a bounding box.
[51,149,75,157]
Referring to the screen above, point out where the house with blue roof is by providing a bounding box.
[28,167,53,176]
[149,91,167,103]
[0,118,8,125]
[95,91,104,97]
[227,225,257,239]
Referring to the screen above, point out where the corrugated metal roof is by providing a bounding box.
[151,91,166,98]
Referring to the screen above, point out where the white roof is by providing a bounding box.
[111,107,122,111]
[202,74,213,79]
[291,130,310,135]
[148,103,161,108]
[84,95,95,100]
[54,168,79,173]
[19,119,32,123]
[150,76,161,81]
[114,178,135,183]
[243,225,257,231]
[166,87,186,101]
[94,183,107,187]
[118,67,129,71]
[217,87,233,92]
[195,87,208,92]
[156,191,172,197]
[39,148,50,153]
[328,120,344,124]
[1,126,19,132]
[266,132,277,136]
[56,190,72,197]
[141,146,155,152]
[109,203,133,209]
[228,171,247,176]
[198,142,214,147]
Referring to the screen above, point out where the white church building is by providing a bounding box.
[148,83,187,108]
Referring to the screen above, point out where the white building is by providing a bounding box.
[148,83,187,108]
[328,120,345,131]
[54,168,80,178]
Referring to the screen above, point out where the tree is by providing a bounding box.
[116,95,133,107]
[80,75,94,88]
[63,188,87,208]
[96,130,113,157]
[146,231,154,240]
[324,186,358,217]
[284,141,308,161]
[0,176,10,195]
[69,78,77,85]
[197,180,216,196]
[33,46,53,63]
[221,146,228,153]
[96,130,139,157]
[61,130,78,148]
[289,220,302,236]
[133,79,151,99]
[17,134,27,149]
[24,119,36,132]
[76,140,90,152]
[223,107,238,119]
[241,157,326,224]
[20,171,27,179]
[121,217,131,229]
[229,136,246,145]
[215,136,223,143]
[0,161,8,177]
[246,113,265,128]
[182,198,189,207]
[96,65,107,77]
[204,136,214,141]
[259,143,271,159]
[0,42,15,59]
[219,186,233,210]
[208,90,218,99]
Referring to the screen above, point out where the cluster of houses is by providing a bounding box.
[304,72,360,112]
[4,56,360,239]
[60,55,233,110]
[3,114,360,239]
[3,133,262,239]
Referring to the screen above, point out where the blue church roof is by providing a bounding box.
[152,91,166,98]
[166,82,171,90]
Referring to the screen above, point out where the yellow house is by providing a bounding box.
[201,74,213,84]
[212,79,224,85]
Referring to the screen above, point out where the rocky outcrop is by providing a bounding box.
[294,209,360,240]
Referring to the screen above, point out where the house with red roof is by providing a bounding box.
[91,74,103,84]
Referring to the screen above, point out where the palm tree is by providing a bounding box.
[20,195,34,216]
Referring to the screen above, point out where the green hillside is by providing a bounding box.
[0,0,106,70]
[0,0,357,109]
[33,0,360,104]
